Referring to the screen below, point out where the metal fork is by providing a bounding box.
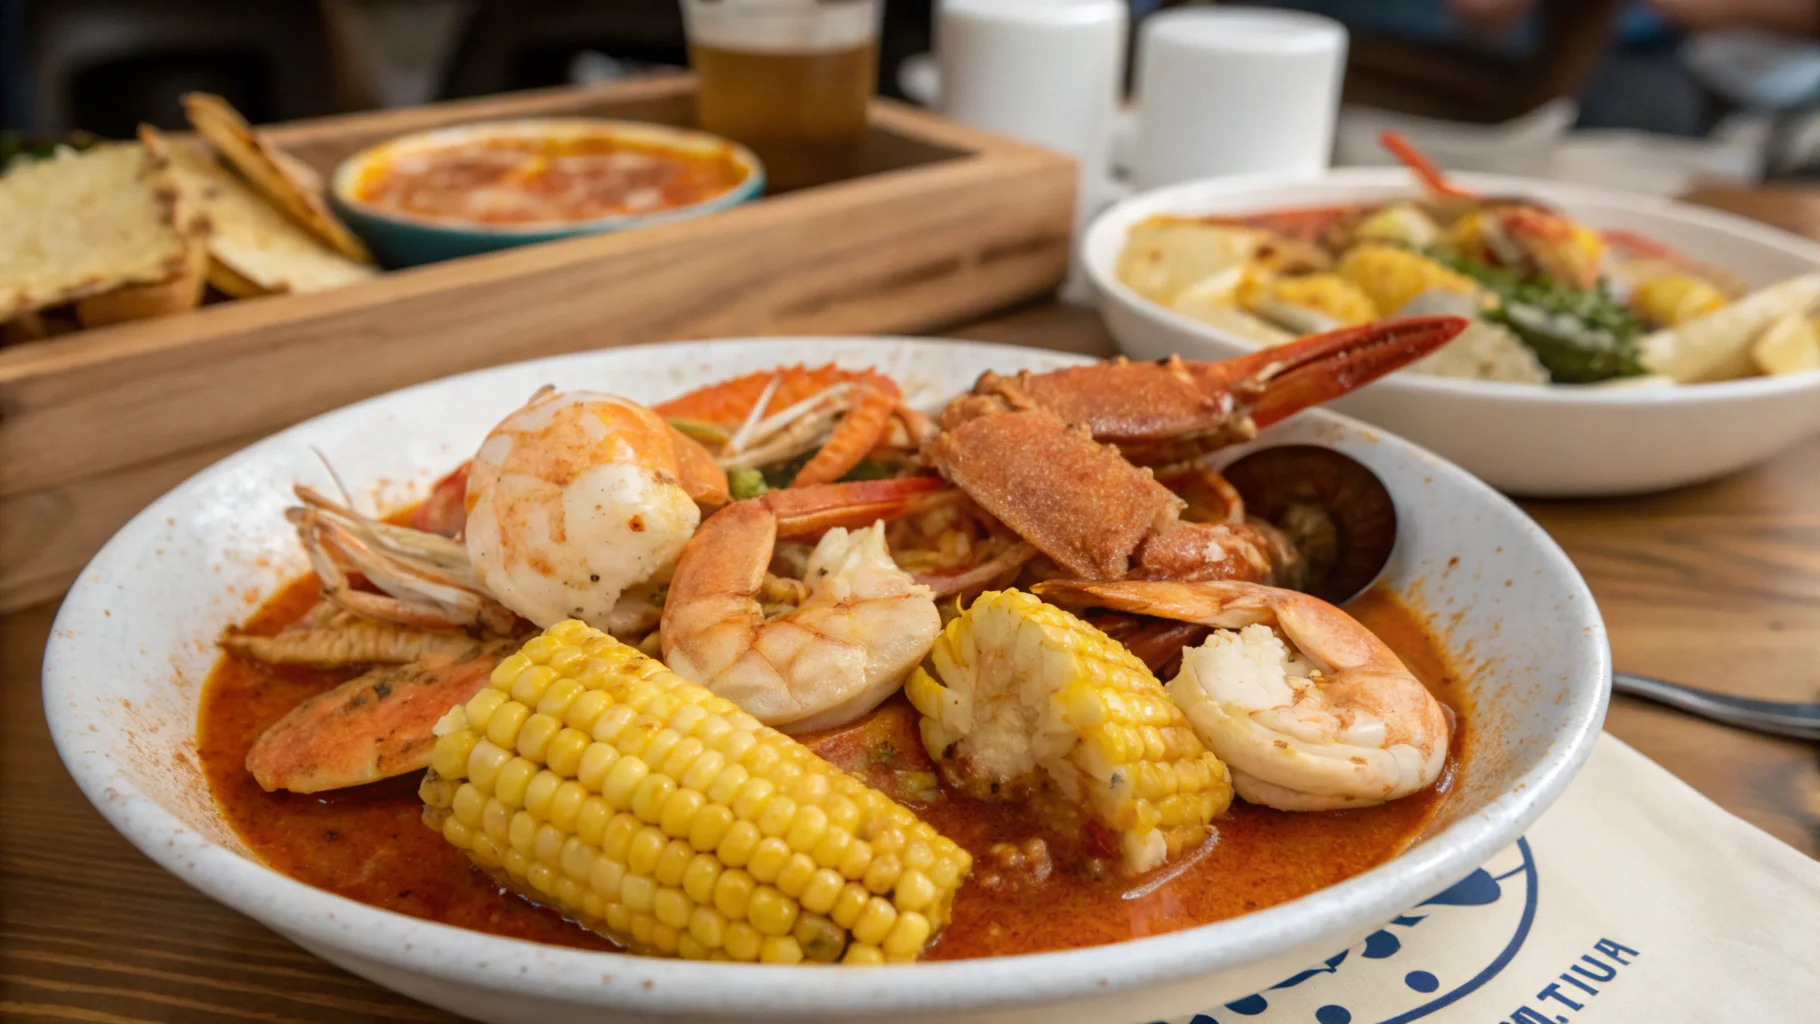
[1613,672,1820,742]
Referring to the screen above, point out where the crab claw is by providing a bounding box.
[1202,315,1468,429]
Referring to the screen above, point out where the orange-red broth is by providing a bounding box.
[200,578,1465,959]
[350,134,748,225]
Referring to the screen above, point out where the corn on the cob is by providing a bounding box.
[420,619,971,964]
[1242,272,1380,326]
[1631,272,1727,327]
[905,590,1232,876]
[1337,244,1482,317]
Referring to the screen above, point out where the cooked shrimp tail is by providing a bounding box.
[660,493,941,734]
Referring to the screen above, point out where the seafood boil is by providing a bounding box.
[1117,130,1820,386]
[203,316,1476,964]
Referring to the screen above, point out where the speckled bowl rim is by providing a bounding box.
[44,337,1608,1017]
[329,117,766,237]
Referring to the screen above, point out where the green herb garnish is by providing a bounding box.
[728,467,770,500]
[760,448,819,490]
[1430,250,1648,384]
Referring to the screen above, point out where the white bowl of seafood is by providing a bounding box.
[1084,133,1820,497]
[45,332,1607,1023]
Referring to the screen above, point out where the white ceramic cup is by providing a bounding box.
[935,0,1128,172]
[936,0,1129,304]
[1131,7,1347,190]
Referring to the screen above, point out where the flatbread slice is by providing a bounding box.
[141,126,377,296]
[182,92,373,263]
[0,141,200,321]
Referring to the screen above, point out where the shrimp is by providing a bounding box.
[660,492,942,734]
[1380,129,1603,289]
[1033,579,1450,812]
[464,390,725,632]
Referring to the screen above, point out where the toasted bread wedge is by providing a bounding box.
[182,92,373,263]
[142,126,377,296]
[0,142,201,321]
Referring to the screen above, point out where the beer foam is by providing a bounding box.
[683,0,880,53]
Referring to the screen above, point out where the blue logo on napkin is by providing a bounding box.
[1153,838,1538,1024]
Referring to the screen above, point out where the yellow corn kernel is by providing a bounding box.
[509,664,557,707]
[760,936,805,964]
[689,906,727,949]
[830,883,870,929]
[775,853,818,899]
[564,689,612,734]
[748,885,799,937]
[882,912,933,958]
[655,839,693,888]
[718,820,761,868]
[549,780,589,833]
[725,922,763,962]
[800,868,846,916]
[465,738,513,792]
[850,898,899,946]
[747,837,792,884]
[599,757,648,811]
[682,853,722,904]
[494,758,536,810]
[843,944,886,966]
[631,774,676,824]
[654,887,693,931]
[714,868,756,919]
[689,804,736,854]
[756,795,797,838]
[544,728,590,779]
[621,873,657,913]
[893,869,936,913]
[524,771,560,821]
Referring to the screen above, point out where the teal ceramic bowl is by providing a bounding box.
[330,118,764,268]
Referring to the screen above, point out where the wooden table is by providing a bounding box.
[4,209,1819,1024]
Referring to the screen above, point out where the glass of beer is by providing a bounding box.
[683,0,882,192]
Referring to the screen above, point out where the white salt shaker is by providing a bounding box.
[935,0,1128,302]
[1131,7,1348,190]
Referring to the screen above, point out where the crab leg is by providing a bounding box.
[951,315,1466,465]
[929,318,1461,582]
[758,476,947,539]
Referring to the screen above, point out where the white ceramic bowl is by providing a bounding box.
[1084,167,1820,497]
[44,337,1608,1023]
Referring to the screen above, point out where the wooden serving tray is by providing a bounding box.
[0,74,1076,611]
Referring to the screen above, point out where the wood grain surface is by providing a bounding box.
[6,240,1820,1021]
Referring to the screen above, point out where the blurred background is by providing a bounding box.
[7,0,1820,189]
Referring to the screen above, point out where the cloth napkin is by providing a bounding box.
[1154,735,1820,1024]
